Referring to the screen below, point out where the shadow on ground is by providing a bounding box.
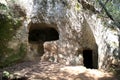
[0,61,118,80]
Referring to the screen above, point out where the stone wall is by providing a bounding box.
[18,0,120,69]
[0,0,27,67]
[84,13,120,70]
[1,0,120,71]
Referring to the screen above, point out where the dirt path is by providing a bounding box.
[0,61,118,80]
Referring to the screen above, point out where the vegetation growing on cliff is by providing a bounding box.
[0,2,25,68]
[94,0,120,27]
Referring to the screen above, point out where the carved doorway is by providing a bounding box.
[83,50,93,69]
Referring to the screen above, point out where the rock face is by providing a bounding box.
[1,0,120,70]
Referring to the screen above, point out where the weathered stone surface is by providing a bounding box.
[1,0,120,71]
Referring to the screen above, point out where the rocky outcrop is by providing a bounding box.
[0,0,120,72]
[0,0,27,67]
[84,14,120,70]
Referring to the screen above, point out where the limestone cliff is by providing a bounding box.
[0,0,120,74]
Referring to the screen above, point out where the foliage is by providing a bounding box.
[0,3,7,10]
[94,0,120,26]
[0,3,25,68]
[0,13,21,60]
[0,43,26,68]
[105,0,120,22]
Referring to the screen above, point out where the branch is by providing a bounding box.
[104,0,109,5]
[101,0,110,11]
[98,0,114,21]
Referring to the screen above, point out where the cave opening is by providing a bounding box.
[28,28,59,42]
[83,50,94,69]
[28,23,59,58]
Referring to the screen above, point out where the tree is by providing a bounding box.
[78,0,120,28]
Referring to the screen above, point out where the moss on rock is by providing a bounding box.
[0,43,26,68]
[0,5,25,68]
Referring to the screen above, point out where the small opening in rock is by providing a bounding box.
[83,50,93,69]
[28,23,59,58]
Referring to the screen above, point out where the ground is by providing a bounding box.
[0,61,118,80]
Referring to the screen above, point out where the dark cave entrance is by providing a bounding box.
[83,50,94,69]
[28,28,59,42]
[28,23,59,57]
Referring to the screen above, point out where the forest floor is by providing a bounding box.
[0,61,119,80]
